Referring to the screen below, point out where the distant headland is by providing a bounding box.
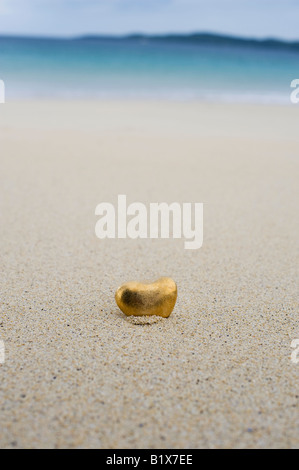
[0,32,299,51]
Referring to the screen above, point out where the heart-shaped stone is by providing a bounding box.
[115,277,177,318]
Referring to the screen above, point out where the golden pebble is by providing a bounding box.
[115,277,177,318]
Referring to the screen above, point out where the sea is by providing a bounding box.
[0,33,298,103]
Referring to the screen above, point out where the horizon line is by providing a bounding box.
[0,31,299,44]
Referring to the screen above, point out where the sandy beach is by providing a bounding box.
[0,100,298,448]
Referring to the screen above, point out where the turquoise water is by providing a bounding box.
[0,35,298,102]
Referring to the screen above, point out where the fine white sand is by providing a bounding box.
[0,101,298,448]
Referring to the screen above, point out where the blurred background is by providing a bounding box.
[0,0,298,103]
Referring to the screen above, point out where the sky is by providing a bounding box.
[0,0,298,40]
